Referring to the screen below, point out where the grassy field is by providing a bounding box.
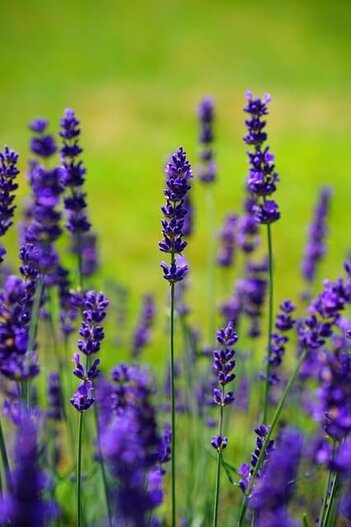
[0,0,351,365]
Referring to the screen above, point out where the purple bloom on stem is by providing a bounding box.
[29,118,57,158]
[47,372,64,421]
[217,214,238,267]
[0,146,20,261]
[302,186,331,284]
[197,97,216,183]
[243,91,280,224]
[132,294,155,357]
[238,425,274,492]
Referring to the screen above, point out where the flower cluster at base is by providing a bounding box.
[197,97,216,183]
[211,321,238,452]
[160,147,192,284]
[70,291,109,412]
[243,91,280,225]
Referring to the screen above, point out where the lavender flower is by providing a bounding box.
[70,290,109,412]
[264,300,296,385]
[0,412,57,526]
[211,321,238,453]
[47,372,64,421]
[29,118,57,158]
[238,425,275,492]
[217,214,238,267]
[197,97,216,183]
[159,147,192,283]
[0,146,19,261]
[132,294,155,357]
[101,365,163,526]
[244,91,280,224]
[302,187,331,285]
[249,429,302,527]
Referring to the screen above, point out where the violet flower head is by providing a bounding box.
[264,299,296,385]
[29,118,57,158]
[243,91,280,224]
[132,294,156,358]
[197,97,216,183]
[0,412,57,526]
[59,109,91,236]
[302,186,332,284]
[238,425,275,493]
[70,290,109,413]
[211,321,238,451]
[102,365,163,526]
[217,213,238,267]
[159,147,192,284]
[0,146,19,261]
[47,372,64,421]
[249,429,302,527]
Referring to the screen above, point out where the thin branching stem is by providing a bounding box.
[262,223,274,423]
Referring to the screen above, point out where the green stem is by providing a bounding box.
[322,472,341,527]
[319,442,336,527]
[76,411,84,527]
[213,396,224,527]
[93,404,112,527]
[205,186,216,345]
[262,223,274,424]
[170,280,176,527]
[237,349,307,527]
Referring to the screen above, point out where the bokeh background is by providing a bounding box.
[1,0,351,365]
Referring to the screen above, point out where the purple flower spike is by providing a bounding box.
[302,186,332,285]
[0,146,20,258]
[70,380,95,412]
[197,97,216,183]
[243,91,280,224]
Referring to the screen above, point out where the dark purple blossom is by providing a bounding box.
[238,425,275,492]
[29,118,57,158]
[0,412,57,526]
[47,372,64,421]
[244,91,280,224]
[217,214,238,267]
[302,187,331,284]
[0,146,19,260]
[197,97,216,183]
[132,294,155,357]
[159,147,192,284]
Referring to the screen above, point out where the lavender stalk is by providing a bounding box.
[159,147,192,526]
[243,91,281,422]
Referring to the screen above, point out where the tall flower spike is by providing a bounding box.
[197,97,216,183]
[211,321,238,526]
[244,91,280,224]
[0,146,20,262]
[159,146,192,283]
[302,186,331,287]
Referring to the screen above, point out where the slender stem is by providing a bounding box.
[76,411,84,527]
[170,280,176,527]
[93,404,113,527]
[0,419,12,493]
[205,187,216,345]
[213,395,224,527]
[322,472,341,527]
[237,349,307,527]
[76,231,84,291]
[319,441,336,527]
[262,223,274,424]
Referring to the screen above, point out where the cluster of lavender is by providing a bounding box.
[0,90,350,527]
[243,91,280,224]
[100,364,168,525]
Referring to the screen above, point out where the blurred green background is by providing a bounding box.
[0,0,351,362]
